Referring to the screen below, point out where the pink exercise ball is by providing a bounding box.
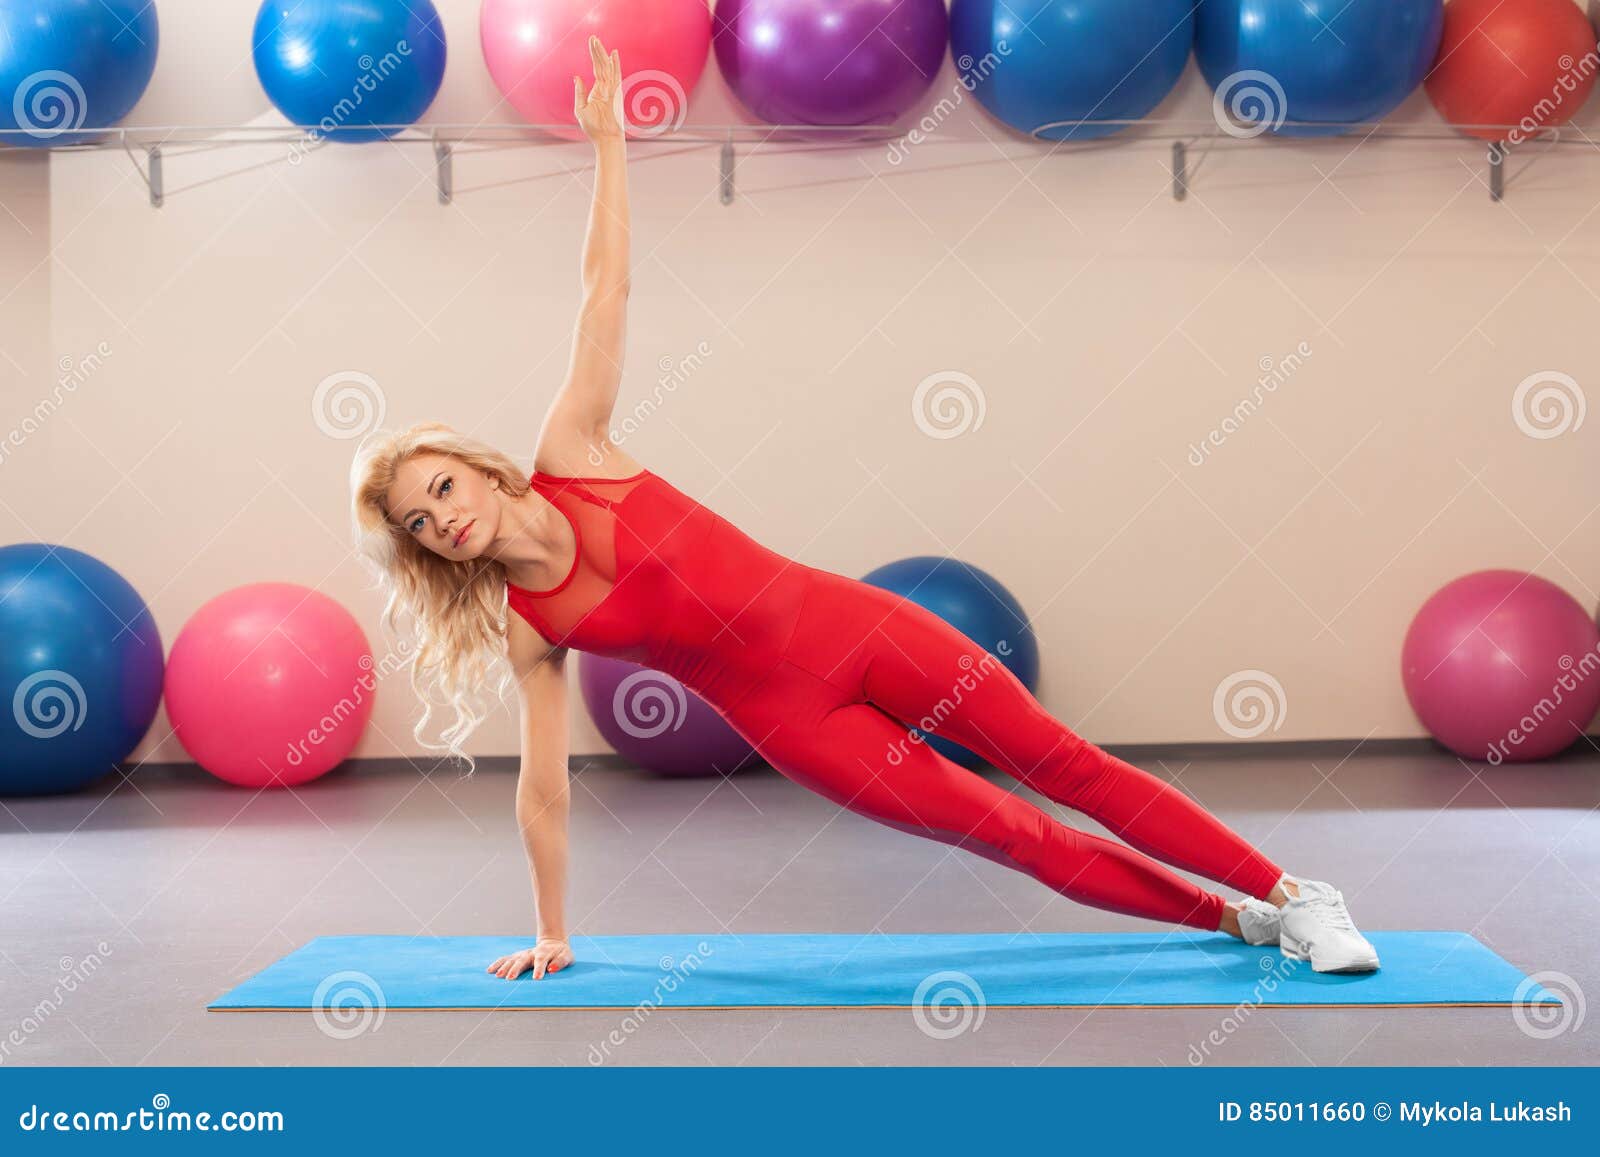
[1401,570,1600,763]
[479,0,712,137]
[165,583,375,787]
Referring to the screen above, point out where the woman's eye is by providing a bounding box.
[409,516,424,534]
[439,478,452,496]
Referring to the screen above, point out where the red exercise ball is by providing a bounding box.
[165,583,375,787]
[1425,0,1600,142]
[1401,570,1600,763]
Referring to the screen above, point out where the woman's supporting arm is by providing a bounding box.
[536,37,638,476]
[487,625,577,980]
[516,647,571,942]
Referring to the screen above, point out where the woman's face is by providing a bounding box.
[386,452,504,562]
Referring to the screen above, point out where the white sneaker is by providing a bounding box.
[1277,875,1380,973]
[1236,898,1282,946]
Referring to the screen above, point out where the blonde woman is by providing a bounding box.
[350,38,1378,983]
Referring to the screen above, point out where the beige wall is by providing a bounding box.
[11,1,1600,765]
[0,153,50,483]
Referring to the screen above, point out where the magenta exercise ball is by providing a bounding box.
[1401,570,1600,763]
[577,654,758,776]
[713,0,949,126]
[165,583,374,787]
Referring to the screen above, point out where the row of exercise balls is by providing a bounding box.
[13,0,1597,147]
[8,544,1593,789]
[1402,570,1600,764]
[0,544,373,796]
[958,0,1600,143]
[577,557,1040,775]
[255,0,950,138]
[950,0,1445,141]
[246,0,1600,143]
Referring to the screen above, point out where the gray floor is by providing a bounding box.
[2,743,1596,1067]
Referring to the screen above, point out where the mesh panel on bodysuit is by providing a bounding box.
[506,472,651,647]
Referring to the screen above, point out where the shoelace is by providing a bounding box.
[1303,889,1357,932]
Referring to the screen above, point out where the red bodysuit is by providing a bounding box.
[507,468,1283,931]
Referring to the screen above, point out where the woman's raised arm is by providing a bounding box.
[535,36,639,478]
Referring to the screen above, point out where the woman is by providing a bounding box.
[351,38,1379,984]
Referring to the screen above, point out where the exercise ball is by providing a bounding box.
[1425,0,1599,143]
[1196,0,1443,137]
[481,0,711,138]
[0,545,163,796]
[252,0,447,143]
[165,583,374,787]
[0,0,160,146]
[578,654,759,776]
[949,0,1194,141]
[1402,570,1600,763]
[861,556,1040,767]
[713,0,948,126]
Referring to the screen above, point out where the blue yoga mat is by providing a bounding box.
[209,931,1560,1010]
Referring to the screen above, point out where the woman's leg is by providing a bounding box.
[726,668,1230,932]
[820,581,1285,903]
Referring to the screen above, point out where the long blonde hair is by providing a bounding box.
[349,421,531,772]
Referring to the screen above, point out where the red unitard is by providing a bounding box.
[507,469,1284,931]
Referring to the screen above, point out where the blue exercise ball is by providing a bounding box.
[0,0,160,147]
[949,0,1194,141]
[252,0,448,143]
[861,556,1040,768]
[1195,0,1443,137]
[0,544,164,796]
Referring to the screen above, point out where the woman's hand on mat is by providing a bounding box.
[487,937,573,980]
[573,36,624,143]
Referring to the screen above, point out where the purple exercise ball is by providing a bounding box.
[1401,570,1600,764]
[577,654,760,777]
[713,0,949,126]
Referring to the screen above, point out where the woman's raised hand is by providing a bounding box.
[573,35,625,143]
[487,936,574,980]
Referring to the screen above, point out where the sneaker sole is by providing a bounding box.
[1280,930,1380,974]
